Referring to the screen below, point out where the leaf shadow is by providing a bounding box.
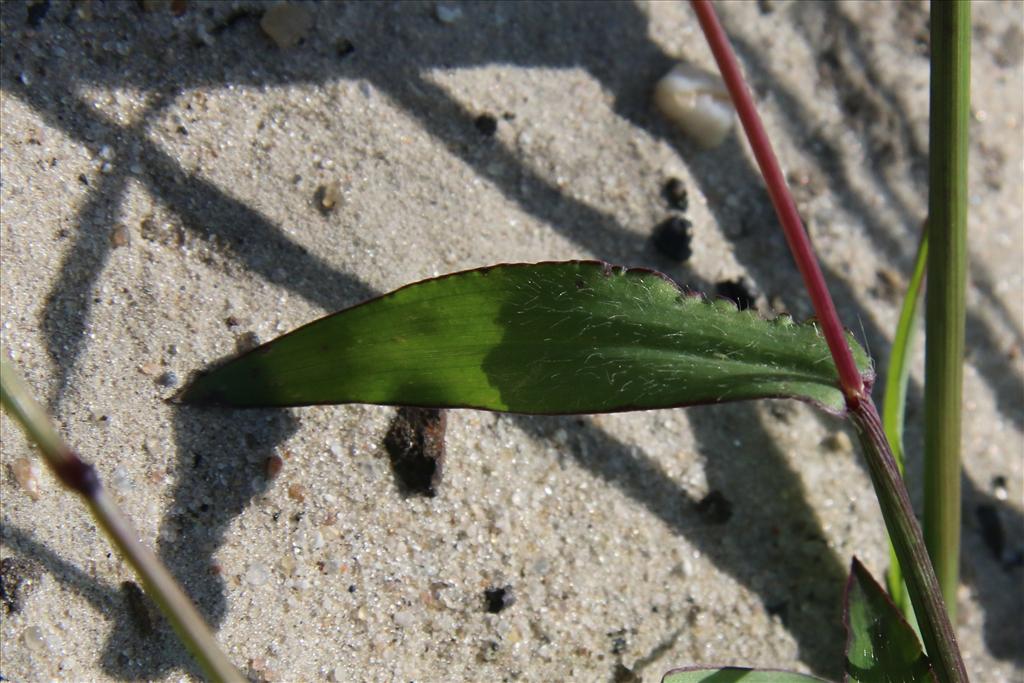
[513,404,848,679]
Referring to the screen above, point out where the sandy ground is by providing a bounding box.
[1,1,1022,681]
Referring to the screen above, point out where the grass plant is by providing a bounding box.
[1,2,977,681]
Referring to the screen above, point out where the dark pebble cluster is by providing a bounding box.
[652,177,692,261]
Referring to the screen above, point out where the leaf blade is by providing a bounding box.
[844,558,936,683]
[181,262,873,414]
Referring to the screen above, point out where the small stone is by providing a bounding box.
[394,609,415,628]
[287,483,306,503]
[651,216,692,261]
[265,455,284,480]
[316,181,342,213]
[245,563,271,587]
[996,24,1024,68]
[260,2,313,49]
[992,475,1008,501]
[479,639,500,661]
[22,625,47,653]
[661,177,689,212]
[156,371,178,388]
[336,38,355,59]
[110,224,130,248]
[11,457,41,501]
[483,585,515,613]
[27,0,50,28]
[384,407,447,497]
[474,114,498,137]
[110,465,132,493]
[139,362,161,377]
[435,4,463,24]
[654,63,734,148]
[714,278,757,311]
[821,431,853,453]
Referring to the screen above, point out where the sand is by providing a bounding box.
[2,1,1021,681]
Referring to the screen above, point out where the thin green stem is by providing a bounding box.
[883,226,929,625]
[0,359,245,683]
[924,0,970,620]
[851,400,968,683]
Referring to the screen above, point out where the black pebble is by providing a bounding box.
[695,490,733,524]
[474,114,498,137]
[652,216,692,261]
[661,177,689,212]
[715,279,757,311]
[337,38,355,59]
[27,0,50,28]
[384,407,446,497]
[483,585,515,613]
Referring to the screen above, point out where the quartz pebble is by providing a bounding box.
[654,63,734,148]
[435,4,463,24]
[245,562,271,587]
[23,625,47,653]
[11,457,41,501]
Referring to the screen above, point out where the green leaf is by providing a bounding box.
[662,668,830,683]
[882,226,928,627]
[844,558,936,683]
[181,262,873,414]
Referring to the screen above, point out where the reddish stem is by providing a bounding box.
[690,0,865,408]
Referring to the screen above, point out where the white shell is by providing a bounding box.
[654,63,735,148]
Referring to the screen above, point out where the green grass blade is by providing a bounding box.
[181,262,873,414]
[883,228,929,624]
[662,669,830,683]
[924,0,970,620]
[844,558,936,683]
